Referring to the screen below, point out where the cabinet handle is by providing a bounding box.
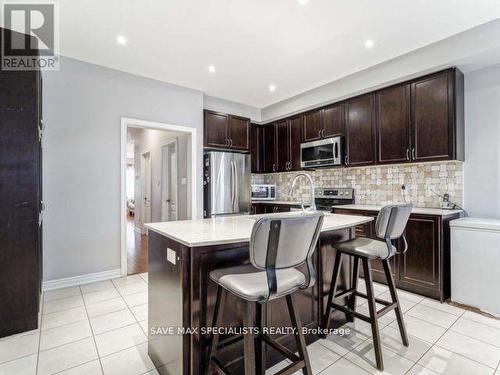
[406,149,410,161]
[272,163,276,172]
[226,139,229,147]
[321,129,324,138]
[412,148,416,160]
[345,155,349,166]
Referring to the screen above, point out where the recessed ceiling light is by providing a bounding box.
[116,35,127,46]
[208,65,216,74]
[269,84,276,92]
[364,39,374,49]
[298,0,309,4]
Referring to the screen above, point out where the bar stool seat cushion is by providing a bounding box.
[210,264,306,302]
[336,238,396,259]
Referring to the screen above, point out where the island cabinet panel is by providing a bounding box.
[289,114,303,171]
[250,124,264,173]
[410,69,464,162]
[302,109,323,142]
[344,94,376,167]
[322,103,344,138]
[376,84,411,164]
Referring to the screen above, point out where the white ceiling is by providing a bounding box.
[58,0,500,108]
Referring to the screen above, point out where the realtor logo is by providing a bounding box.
[1,2,59,70]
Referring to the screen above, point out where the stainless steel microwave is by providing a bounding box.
[301,136,343,168]
[251,184,276,201]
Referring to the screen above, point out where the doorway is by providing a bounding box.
[121,118,198,276]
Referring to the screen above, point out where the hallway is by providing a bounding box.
[126,215,148,275]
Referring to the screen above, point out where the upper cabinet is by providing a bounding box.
[204,110,250,152]
[410,69,464,162]
[250,124,263,173]
[303,105,343,142]
[288,114,303,171]
[345,94,376,167]
[302,109,323,142]
[376,84,411,164]
[263,124,276,173]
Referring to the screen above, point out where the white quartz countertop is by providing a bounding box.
[145,212,373,247]
[252,200,306,206]
[332,204,463,217]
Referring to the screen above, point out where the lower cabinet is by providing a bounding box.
[332,208,460,301]
[251,203,292,214]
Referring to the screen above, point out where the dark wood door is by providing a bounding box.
[411,71,453,162]
[228,115,250,151]
[250,124,263,173]
[302,109,322,142]
[398,215,440,295]
[376,84,411,164]
[275,120,289,172]
[204,110,228,149]
[288,115,303,171]
[263,124,276,173]
[345,94,376,166]
[322,103,343,138]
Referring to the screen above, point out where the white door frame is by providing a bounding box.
[161,139,178,222]
[140,150,152,233]
[120,117,198,276]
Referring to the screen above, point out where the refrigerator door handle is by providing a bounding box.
[230,160,235,207]
[234,161,238,209]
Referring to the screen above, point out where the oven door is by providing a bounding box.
[301,137,342,168]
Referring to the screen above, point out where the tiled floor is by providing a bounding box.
[1,275,499,375]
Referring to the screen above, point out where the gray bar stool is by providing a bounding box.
[205,212,324,375]
[322,204,412,371]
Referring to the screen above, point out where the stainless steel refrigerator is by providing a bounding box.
[203,151,251,217]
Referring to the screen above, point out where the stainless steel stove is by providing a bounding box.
[314,188,354,212]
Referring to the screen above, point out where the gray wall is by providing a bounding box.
[43,57,203,281]
[464,64,500,218]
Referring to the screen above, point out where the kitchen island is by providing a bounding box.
[145,212,373,375]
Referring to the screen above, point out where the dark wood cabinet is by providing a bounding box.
[251,203,292,214]
[204,110,250,152]
[332,208,460,301]
[376,84,411,164]
[345,94,376,167]
[0,28,43,337]
[250,124,264,173]
[263,124,276,173]
[322,103,344,138]
[303,109,322,142]
[289,114,303,171]
[275,120,289,172]
[410,69,464,162]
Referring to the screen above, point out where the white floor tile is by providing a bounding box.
[380,326,432,362]
[344,340,415,375]
[139,320,148,336]
[138,273,148,283]
[451,316,500,347]
[265,359,291,374]
[41,306,88,331]
[83,289,121,305]
[406,364,439,374]
[418,346,493,375]
[94,323,147,357]
[461,311,500,330]
[43,287,82,302]
[0,354,37,375]
[419,299,465,316]
[356,304,396,326]
[86,297,128,318]
[319,325,369,356]
[436,330,500,369]
[58,360,103,374]
[80,280,116,294]
[130,304,148,322]
[406,304,459,329]
[123,292,148,307]
[90,309,137,335]
[100,342,155,375]
[112,275,145,288]
[115,282,147,297]
[40,320,93,352]
[0,331,39,364]
[43,295,85,314]
[300,341,340,374]
[389,315,446,343]
[37,337,98,375]
[377,291,419,313]
[395,289,425,304]
[320,358,371,374]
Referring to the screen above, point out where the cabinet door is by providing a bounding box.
[263,124,276,173]
[398,215,441,296]
[289,115,303,171]
[303,109,322,142]
[275,120,289,172]
[322,103,343,138]
[204,110,228,149]
[411,71,454,161]
[228,115,250,151]
[345,94,376,166]
[376,85,410,164]
[250,124,263,173]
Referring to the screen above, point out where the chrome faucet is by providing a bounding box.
[288,173,317,212]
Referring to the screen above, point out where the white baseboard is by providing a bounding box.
[42,268,122,291]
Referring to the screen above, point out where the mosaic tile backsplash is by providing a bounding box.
[251,161,463,209]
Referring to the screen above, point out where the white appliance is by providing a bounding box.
[451,217,500,315]
[301,137,343,168]
[251,184,276,201]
